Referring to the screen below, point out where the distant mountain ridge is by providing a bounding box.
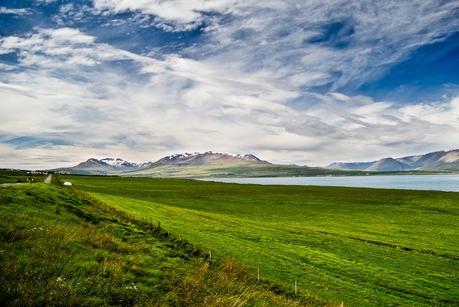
[53,152,269,175]
[54,149,459,177]
[54,151,360,177]
[54,157,153,175]
[328,149,459,171]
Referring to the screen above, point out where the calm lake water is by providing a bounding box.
[200,175,459,192]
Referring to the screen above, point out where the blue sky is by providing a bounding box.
[0,0,458,168]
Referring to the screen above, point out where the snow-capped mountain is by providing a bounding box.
[53,157,152,175]
[53,152,268,175]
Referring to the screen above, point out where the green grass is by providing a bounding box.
[123,163,370,178]
[0,183,305,306]
[59,175,459,306]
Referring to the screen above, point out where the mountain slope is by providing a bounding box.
[365,158,410,172]
[328,149,459,171]
[150,152,269,167]
[327,162,373,170]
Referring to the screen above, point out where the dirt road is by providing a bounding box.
[44,174,52,184]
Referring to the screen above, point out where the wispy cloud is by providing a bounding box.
[92,0,240,30]
[0,7,30,15]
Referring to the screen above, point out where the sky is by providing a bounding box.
[0,0,458,169]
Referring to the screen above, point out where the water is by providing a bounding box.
[200,174,459,192]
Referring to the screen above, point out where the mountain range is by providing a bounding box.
[54,157,151,175]
[327,149,459,171]
[53,149,459,177]
[53,151,358,177]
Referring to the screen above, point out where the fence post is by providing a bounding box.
[294,279,297,295]
[257,267,260,282]
[209,250,212,259]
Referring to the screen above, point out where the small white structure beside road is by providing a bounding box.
[63,181,73,186]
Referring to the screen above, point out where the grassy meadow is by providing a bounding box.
[56,175,459,306]
[0,183,302,306]
[123,163,369,178]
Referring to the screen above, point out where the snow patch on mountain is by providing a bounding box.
[101,158,135,167]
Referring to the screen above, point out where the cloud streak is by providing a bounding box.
[0,7,30,15]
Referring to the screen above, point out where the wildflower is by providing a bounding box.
[125,283,138,291]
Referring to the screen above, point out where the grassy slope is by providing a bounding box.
[0,184,305,306]
[60,175,459,306]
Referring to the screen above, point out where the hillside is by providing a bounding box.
[328,149,459,171]
[0,183,305,306]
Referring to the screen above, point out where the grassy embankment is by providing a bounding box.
[0,183,305,306]
[60,175,459,306]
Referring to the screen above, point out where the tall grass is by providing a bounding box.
[0,184,308,306]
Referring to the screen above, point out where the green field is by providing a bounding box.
[56,175,459,306]
[123,163,369,178]
[0,183,302,306]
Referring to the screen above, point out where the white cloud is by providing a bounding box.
[0,7,30,15]
[93,0,239,25]
[0,28,127,68]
